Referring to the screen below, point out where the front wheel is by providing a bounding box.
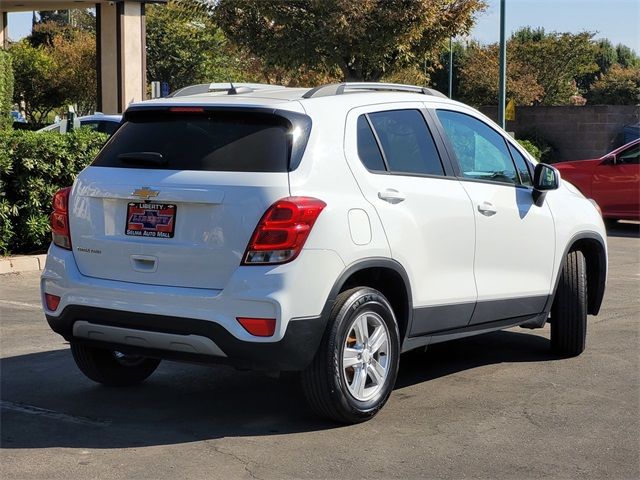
[550,250,588,357]
[71,342,161,386]
[302,287,400,423]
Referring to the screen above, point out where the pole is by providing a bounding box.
[448,37,453,98]
[498,0,507,128]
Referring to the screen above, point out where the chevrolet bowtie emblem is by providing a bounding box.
[132,187,160,200]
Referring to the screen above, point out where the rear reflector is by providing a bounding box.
[237,317,276,337]
[243,197,326,265]
[45,293,61,311]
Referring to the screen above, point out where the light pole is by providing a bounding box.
[498,0,507,128]
[448,37,453,98]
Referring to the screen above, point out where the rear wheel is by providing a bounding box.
[550,250,588,357]
[71,342,160,386]
[302,287,400,423]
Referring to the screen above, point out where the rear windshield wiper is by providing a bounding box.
[117,152,167,166]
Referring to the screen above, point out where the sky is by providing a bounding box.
[6,0,640,51]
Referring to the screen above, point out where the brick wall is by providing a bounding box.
[479,105,639,162]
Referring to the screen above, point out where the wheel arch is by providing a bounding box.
[321,258,413,343]
[552,232,607,315]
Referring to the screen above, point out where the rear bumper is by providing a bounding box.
[41,243,344,370]
[47,305,326,371]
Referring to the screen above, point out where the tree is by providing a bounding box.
[210,0,486,82]
[587,64,640,105]
[10,41,65,124]
[146,1,260,91]
[510,29,598,104]
[577,38,618,92]
[615,44,639,68]
[457,42,544,106]
[49,29,97,115]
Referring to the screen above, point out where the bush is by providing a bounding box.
[0,128,108,255]
[0,50,14,130]
[517,139,542,161]
[517,130,558,163]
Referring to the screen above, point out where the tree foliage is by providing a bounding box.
[458,42,544,106]
[456,28,600,106]
[210,0,486,82]
[10,41,66,124]
[0,50,14,130]
[148,0,341,89]
[587,64,640,105]
[10,19,97,123]
[510,29,598,105]
[146,2,243,91]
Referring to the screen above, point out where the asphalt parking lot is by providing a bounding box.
[1,223,638,480]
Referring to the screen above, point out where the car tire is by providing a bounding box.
[301,287,400,424]
[71,342,161,386]
[550,250,587,357]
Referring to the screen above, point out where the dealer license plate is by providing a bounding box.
[125,202,176,238]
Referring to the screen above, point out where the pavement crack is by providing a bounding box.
[206,442,262,480]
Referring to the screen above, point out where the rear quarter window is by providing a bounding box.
[91,110,296,172]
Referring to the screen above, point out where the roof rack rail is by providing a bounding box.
[302,82,448,99]
[168,82,284,98]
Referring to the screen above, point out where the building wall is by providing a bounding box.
[480,105,639,161]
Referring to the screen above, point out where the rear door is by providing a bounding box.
[344,105,477,335]
[70,108,307,290]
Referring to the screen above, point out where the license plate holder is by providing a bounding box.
[125,202,176,238]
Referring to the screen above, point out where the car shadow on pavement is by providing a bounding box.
[606,221,640,238]
[1,329,557,449]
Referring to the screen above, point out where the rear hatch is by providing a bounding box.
[69,107,310,290]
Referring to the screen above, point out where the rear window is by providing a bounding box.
[92,110,294,172]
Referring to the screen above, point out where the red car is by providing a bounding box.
[555,139,640,221]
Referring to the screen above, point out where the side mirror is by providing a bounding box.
[533,163,559,191]
[532,163,559,206]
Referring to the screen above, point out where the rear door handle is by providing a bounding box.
[477,201,497,216]
[378,189,405,204]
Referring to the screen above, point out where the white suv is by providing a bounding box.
[41,82,607,423]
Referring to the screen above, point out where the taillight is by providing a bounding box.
[51,187,72,250]
[242,197,326,265]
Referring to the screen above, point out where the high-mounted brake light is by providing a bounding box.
[242,197,326,265]
[169,107,205,113]
[51,187,72,250]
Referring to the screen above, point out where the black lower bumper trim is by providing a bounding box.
[46,306,327,371]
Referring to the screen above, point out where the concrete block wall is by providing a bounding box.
[479,105,639,162]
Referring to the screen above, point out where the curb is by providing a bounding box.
[0,254,47,275]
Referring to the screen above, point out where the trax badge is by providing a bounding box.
[131,187,160,200]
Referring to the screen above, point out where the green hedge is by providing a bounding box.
[517,139,542,161]
[0,128,108,255]
[0,50,14,130]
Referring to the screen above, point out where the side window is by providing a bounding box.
[618,144,639,164]
[368,110,444,176]
[436,110,519,185]
[507,143,533,186]
[356,115,386,171]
